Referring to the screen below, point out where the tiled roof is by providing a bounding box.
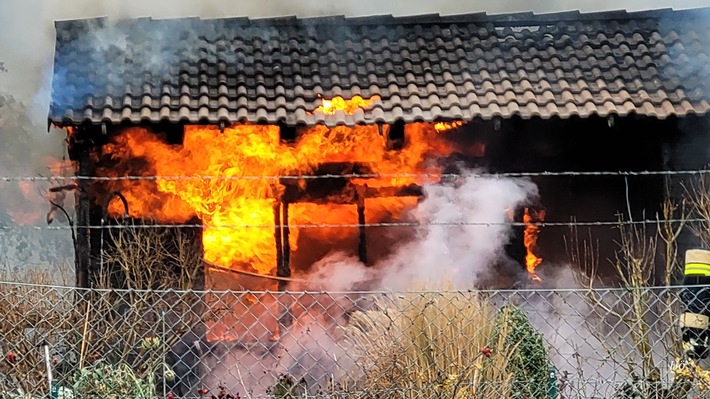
[49,8,710,127]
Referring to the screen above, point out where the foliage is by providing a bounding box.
[0,271,75,397]
[86,221,208,369]
[670,358,710,394]
[70,337,175,399]
[72,361,154,399]
[339,292,518,399]
[492,306,550,399]
[567,185,691,399]
[266,374,308,398]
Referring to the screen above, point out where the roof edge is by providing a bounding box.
[52,7,710,29]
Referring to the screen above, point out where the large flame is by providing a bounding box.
[98,121,453,277]
[523,207,545,281]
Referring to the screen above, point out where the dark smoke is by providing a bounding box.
[0,92,73,282]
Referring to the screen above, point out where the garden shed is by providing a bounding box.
[47,8,710,289]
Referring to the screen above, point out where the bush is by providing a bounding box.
[492,306,550,399]
[70,337,175,399]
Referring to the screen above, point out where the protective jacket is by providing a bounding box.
[681,249,710,359]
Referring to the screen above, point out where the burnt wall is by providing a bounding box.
[457,115,672,280]
[76,124,205,290]
[667,115,710,265]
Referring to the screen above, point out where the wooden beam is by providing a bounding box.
[73,126,94,289]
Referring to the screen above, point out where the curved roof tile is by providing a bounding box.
[49,8,710,127]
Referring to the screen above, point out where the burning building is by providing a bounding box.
[41,8,710,396]
[47,8,710,291]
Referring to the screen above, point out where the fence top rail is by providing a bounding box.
[0,279,704,295]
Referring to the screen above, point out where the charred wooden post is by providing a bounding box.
[273,201,283,276]
[356,186,367,264]
[69,126,93,289]
[280,200,291,288]
[273,199,292,288]
[278,122,297,143]
[277,200,293,332]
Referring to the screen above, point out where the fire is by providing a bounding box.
[523,208,545,281]
[311,95,380,115]
[434,121,464,133]
[98,122,453,278]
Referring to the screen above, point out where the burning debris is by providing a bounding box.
[434,121,465,133]
[523,207,545,282]
[311,95,380,115]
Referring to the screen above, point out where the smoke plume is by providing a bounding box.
[0,91,73,282]
[199,171,540,396]
[299,172,539,291]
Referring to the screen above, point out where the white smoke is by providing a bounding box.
[521,266,622,398]
[0,92,73,283]
[301,172,538,291]
[200,171,539,396]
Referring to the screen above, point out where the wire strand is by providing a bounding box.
[2,169,710,182]
[0,218,700,230]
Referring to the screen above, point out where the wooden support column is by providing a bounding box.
[273,201,283,275]
[386,120,405,150]
[274,199,292,335]
[279,201,291,289]
[273,199,292,286]
[356,188,367,264]
[72,127,93,289]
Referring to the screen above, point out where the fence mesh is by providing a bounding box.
[2,282,710,399]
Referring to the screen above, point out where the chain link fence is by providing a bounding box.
[1,281,708,399]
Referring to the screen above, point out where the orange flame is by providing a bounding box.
[434,121,464,133]
[311,95,380,115]
[98,121,454,278]
[523,208,545,281]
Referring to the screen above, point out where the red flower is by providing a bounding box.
[479,347,492,358]
[197,388,210,396]
[6,351,16,364]
[167,392,175,399]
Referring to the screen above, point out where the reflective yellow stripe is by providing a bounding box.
[681,312,710,329]
[685,262,710,276]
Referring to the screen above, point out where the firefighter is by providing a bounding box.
[680,249,710,359]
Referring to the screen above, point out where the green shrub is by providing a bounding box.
[493,306,550,399]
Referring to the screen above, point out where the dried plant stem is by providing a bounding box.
[79,300,91,369]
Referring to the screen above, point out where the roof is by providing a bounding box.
[48,8,710,128]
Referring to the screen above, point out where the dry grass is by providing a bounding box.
[565,182,691,398]
[0,267,76,397]
[339,292,518,399]
[97,218,204,291]
[84,220,209,368]
[684,174,710,250]
[0,221,210,398]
